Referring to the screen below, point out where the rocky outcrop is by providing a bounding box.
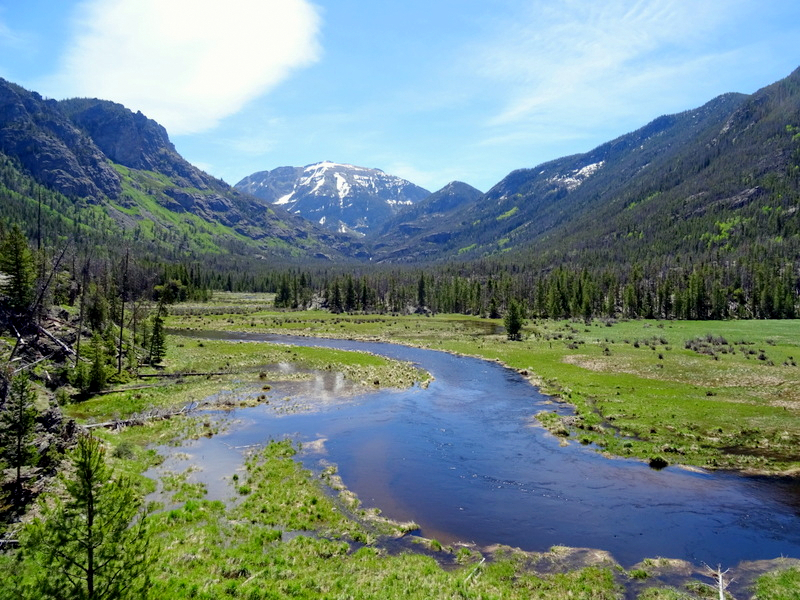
[163,188,240,225]
[0,79,121,200]
[60,98,209,189]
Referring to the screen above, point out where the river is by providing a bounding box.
[150,331,800,568]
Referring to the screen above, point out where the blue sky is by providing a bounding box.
[1,1,800,193]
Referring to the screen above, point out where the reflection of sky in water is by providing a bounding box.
[151,331,800,568]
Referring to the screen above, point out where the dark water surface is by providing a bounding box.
[155,330,800,567]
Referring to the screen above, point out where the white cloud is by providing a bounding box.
[45,0,321,134]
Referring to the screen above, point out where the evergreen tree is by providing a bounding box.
[327,280,343,314]
[504,299,526,341]
[148,308,166,366]
[359,277,370,312]
[344,276,356,312]
[417,273,427,308]
[85,283,109,332]
[274,274,292,308]
[0,372,39,503]
[21,434,155,600]
[88,334,108,393]
[488,297,500,319]
[0,224,35,312]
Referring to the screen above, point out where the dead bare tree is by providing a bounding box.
[74,257,90,367]
[704,563,733,600]
[117,249,129,374]
[29,242,69,326]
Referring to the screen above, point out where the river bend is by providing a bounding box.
[155,331,800,567]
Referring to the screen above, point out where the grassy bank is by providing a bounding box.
[139,440,628,599]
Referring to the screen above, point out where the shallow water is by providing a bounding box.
[152,330,800,567]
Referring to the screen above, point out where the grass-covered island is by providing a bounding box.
[3,294,800,599]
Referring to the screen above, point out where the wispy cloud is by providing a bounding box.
[44,0,321,134]
[0,15,29,50]
[472,0,751,133]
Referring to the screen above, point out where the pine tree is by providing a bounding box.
[0,224,35,312]
[0,372,39,503]
[274,274,292,308]
[417,273,427,308]
[88,334,108,393]
[21,435,155,600]
[86,283,109,332]
[148,306,167,366]
[328,280,343,314]
[488,297,500,319]
[504,299,526,341]
[344,276,356,312]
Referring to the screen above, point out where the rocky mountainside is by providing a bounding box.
[235,161,430,235]
[0,81,122,201]
[368,66,800,265]
[59,98,209,187]
[0,79,364,263]
[370,181,483,261]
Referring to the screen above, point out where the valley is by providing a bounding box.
[0,61,800,599]
[8,294,796,597]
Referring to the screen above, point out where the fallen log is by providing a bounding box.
[84,402,198,430]
[89,384,160,396]
[139,371,230,379]
[36,323,77,357]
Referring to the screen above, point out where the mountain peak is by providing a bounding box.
[304,160,382,173]
[236,162,430,235]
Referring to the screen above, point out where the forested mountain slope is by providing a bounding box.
[370,181,484,261]
[371,67,800,272]
[0,79,365,265]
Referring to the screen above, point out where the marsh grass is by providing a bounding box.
[139,440,626,599]
[65,335,427,425]
[752,566,800,599]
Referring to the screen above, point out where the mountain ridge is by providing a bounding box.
[370,180,484,262]
[0,65,799,274]
[0,79,366,263]
[364,68,800,266]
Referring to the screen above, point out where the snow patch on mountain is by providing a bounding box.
[335,172,350,203]
[548,161,605,191]
[275,191,294,205]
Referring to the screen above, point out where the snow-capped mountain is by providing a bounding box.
[235,161,430,235]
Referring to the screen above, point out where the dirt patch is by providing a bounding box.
[562,354,632,373]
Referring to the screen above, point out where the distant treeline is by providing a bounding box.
[194,255,797,321]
